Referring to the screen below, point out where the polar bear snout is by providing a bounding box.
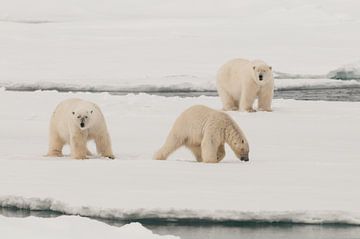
[259,74,263,81]
[75,114,89,130]
[79,117,87,129]
[240,154,249,162]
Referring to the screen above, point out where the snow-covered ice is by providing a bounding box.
[1,1,360,234]
[0,90,359,224]
[328,61,360,80]
[1,0,360,91]
[0,215,178,239]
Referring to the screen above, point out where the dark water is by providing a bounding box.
[1,207,360,239]
[5,86,360,101]
[122,87,360,102]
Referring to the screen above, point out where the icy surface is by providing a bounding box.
[0,90,359,224]
[1,78,360,93]
[0,0,360,89]
[327,61,360,80]
[0,215,178,239]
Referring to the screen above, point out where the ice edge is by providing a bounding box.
[1,195,360,225]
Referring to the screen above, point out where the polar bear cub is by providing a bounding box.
[217,58,274,112]
[47,98,115,159]
[154,105,249,163]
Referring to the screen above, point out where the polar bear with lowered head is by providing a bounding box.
[154,105,249,163]
[47,98,114,159]
[217,58,274,112]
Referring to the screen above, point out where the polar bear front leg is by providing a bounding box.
[258,87,273,112]
[95,132,115,159]
[187,145,202,162]
[47,129,64,157]
[217,144,226,162]
[201,135,219,163]
[70,133,88,160]
[239,90,257,112]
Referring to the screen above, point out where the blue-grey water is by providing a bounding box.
[4,86,360,102]
[1,207,360,239]
[139,87,360,102]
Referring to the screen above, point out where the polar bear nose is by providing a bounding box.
[80,122,85,128]
[259,74,263,81]
[240,155,249,162]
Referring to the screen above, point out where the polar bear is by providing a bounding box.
[154,105,249,163]
[217,58,274,112]
[46,98,115,159]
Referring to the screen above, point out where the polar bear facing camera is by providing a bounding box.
[154,105,249,163]
[217,58,274,112]
[47,98,115,159]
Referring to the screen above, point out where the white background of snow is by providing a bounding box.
[0,90,360,224]
[1,0,360,233]
[0,215,178,239]
[1,0,360,89]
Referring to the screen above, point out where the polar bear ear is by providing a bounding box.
[252,66,256,70]
[72,112,75,115]
[269,66,272,70]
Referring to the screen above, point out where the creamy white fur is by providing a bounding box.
[154,105,249,163]
[217,58,274,112]
[47,98,114,159]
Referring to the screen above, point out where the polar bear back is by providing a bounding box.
[216,58,255,99]
[171,105,232,145]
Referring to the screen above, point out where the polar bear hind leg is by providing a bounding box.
[218,86,239,111]
[154,134,183,160]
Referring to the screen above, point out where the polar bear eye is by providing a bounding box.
[85,116,88,119]
[72,112,75,115]
[242,140,245,143]
[77,116,81,119]
[90,110,93,114]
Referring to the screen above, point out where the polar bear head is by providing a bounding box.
[71,108,95,130]
[252,62,272,86]
[229,138,250,162]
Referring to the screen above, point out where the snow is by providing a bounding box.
[0,0,360,90]
[0,215,178,239]
[1,0,360,231]
[0,90,360,224]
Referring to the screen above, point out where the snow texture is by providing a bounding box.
[0,0,360,89]
[0,215,178,239]
[0,90,359,225]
